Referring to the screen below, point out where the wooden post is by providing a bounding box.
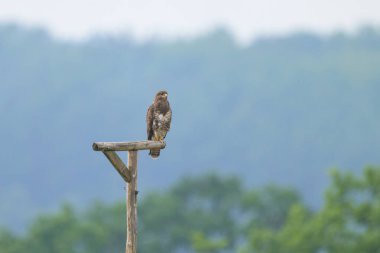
[126,151,138,253]
[92,140,166,253]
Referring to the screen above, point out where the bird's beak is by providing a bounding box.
[164,94,168,98]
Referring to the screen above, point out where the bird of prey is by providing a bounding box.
[146,90,172,158]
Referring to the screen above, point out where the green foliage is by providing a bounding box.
[1,167,380,253]
[27,204,80,253]
[242,185,301,230]
[0,202,125,253]
[139,173,243,252]
[243,166,380,253]
[0,229,26,253]
[191,231,228,253]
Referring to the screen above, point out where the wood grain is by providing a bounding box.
[126,151,138,253]
[93,141,165,151]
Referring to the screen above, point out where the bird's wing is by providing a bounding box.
[163,106,172,131]
[146,104,154,140]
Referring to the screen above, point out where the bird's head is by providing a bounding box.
[155,90,168,101]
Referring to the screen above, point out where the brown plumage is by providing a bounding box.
[146,90,172,158]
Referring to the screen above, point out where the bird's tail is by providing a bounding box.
[149,149,160,159]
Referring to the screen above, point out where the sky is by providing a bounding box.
[0,0,380,43]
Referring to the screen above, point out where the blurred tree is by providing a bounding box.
[191,231,228,253]
[242,185,301,231]
[2,168,379,253]
[26,203,81,253]
[320,166,380,253]
[139,173,242,252]
[78,201,125,253]
[243,166,380,253]
[0,228,26,253]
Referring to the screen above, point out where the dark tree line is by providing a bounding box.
[1,166,380,253]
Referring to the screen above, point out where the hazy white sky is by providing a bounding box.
[0,0,379,43]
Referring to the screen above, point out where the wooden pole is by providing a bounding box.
[93,140,166,253]
[126,151,138,253]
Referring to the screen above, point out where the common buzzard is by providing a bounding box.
[146,90,172,158]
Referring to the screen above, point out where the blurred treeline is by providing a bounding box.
[1,24,380,230]
[1,166,379,253]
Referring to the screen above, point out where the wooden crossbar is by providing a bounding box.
[92,140,166,151]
